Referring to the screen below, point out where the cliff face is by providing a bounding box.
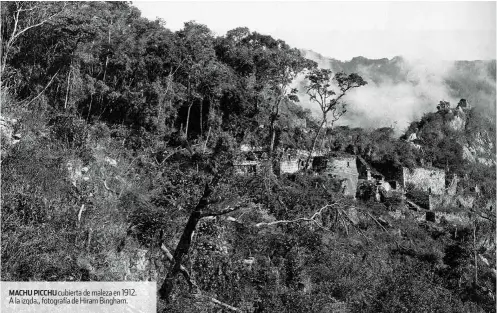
[460,108,495,166]
[462,131,495,166]
[446,110,466,132]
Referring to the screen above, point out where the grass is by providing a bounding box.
[1,105,157,283]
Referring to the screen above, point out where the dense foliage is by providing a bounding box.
[1,2,495,313]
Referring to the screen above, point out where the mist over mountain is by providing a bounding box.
[298,50,496,134]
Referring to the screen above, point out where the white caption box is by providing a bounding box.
[1,281,156,313]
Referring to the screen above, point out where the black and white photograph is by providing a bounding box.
[1,1,496,312]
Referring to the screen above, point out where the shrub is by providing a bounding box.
[88,122,111,144]
[48,114,88,149]
[372,264,478,313]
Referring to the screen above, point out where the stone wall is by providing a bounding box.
[402,167,445,195]
[326,157,359,197]
[406,189,431,209]
[234,161,259,175]
[280,160,300,174]
[291,118,307,129]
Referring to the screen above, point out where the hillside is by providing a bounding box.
[404,101,496,167]
[1,2,496,313]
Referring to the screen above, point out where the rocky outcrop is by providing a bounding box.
[447,114,466,132]
[462,130,495,166]
[1,115,21,160]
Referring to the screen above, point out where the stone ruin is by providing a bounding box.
[234,160,259,175]
[356,156,392,201]
[403,167,446,196]
[313,154,359,197]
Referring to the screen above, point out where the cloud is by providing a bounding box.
[339,58,457,133]
[294,54,495,135]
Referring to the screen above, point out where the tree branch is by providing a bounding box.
[160,243,198,291]
[192,294,242,312]
[365,211,388,232]
[9,3,64,46]
[338,209,373,243]
[103,180,116,194]
[470,208,496,223]
[200,199,251,218]
[254,204,333,228]
[201,205,242,218]
[24,68,60,107]
[2,3,65,74]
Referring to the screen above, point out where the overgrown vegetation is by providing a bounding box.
[1,2,495,312]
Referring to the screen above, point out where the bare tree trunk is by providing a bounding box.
[305,117,326,168]
[269,122,276,154]
[203,127,211,154]
[268,118,277,174]
[474,221,478,285]
[102,56,109,82]
[200,99,203,137]
[87,93,93,121]
[185,77,192,139]
[185,102,193,139]
[159,205,201,300]
[102,19,112,82]
[24,68,60,108]
[64,67,71,110]
[268,97,283,174]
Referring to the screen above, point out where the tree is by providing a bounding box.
[157,134,243,304]
[304,68,366,165]
[436,100,451,112]
[215,30,316,171]
[249,34,314,165]
[1,1,65,79]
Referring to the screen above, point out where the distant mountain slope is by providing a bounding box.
[404,102,496,168]
[299,50,496,133]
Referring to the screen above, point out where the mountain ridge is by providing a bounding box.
[298,49,496,133]
[301,49,497,64]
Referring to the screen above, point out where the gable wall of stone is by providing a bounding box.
[327,157,359,197]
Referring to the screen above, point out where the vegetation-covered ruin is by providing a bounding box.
[1,2,495,312]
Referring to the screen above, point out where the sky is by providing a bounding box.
[132,1,496,61]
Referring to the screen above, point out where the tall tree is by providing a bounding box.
[304,68,366,165]
[216,29,316,170]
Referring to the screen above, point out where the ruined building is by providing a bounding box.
[279,158,302,174]
[313,154,359,197]
[357,156,385,183]
[380,166,446,209]
[356,156,392,201]
[234,160,259,175]
[279,150,307,174]
[278,149,329,174]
